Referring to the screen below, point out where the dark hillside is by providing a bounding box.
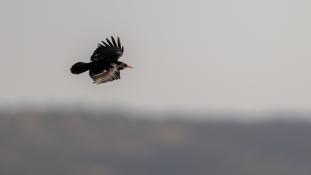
[0,110,310,175]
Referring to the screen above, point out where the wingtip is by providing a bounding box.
[101,41,109,47]
[111,36,117,47]
[106,38,113,46]
[117,37,122,49]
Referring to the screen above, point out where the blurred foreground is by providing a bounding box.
[0,108,310,175]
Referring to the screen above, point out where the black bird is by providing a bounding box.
[70,36,133,84]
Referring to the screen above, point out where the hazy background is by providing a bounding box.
[1,0,311,175]
[1,0,311,117]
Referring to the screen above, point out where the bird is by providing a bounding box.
[70,36,133,84]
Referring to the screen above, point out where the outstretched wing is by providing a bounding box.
[91,36,124,62]
[91,64,121,84]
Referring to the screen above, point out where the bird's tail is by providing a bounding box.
[70,62,90,74]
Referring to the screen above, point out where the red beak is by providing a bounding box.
[127,65,134,69]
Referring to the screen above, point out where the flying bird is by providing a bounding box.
[70,36,133,84]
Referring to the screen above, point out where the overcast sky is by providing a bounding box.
[1,0,311,115]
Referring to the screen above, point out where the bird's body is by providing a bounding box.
[70,36,132,84]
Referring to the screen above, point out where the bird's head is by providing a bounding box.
[117,62,133,70]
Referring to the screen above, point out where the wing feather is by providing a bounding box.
[91,65,121,84]
[111,36,117,47]
[91,36,124,62]
[106,38,113,47]
[101,41,109,47]
[117,37,122,50]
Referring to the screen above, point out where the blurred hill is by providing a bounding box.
[0,108,310,175]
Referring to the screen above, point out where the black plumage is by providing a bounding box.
[70,36,132,84]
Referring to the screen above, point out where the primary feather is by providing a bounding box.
[90,36,124,62]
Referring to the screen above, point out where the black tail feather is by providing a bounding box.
[70,62,90,74]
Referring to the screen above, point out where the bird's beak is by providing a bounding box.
[127,65,134,69]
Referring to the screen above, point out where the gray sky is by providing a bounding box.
[1,0,311,114]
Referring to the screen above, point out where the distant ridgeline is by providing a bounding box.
[0,108,311,175]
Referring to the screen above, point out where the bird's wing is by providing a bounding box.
[91,65,121,84]
[91,36,124,62]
